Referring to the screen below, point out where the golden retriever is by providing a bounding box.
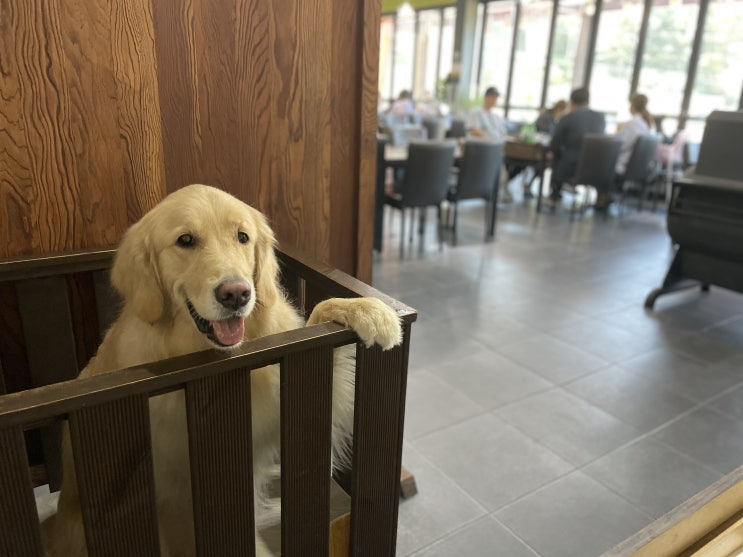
[43,184,402,556]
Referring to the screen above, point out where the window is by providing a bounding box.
[591,0,645,118]
[413,10,442,100]
[392,7,416,98]
[379,16,396,106]
[510,0,554,112]
[637,0,699,123]
[479,1,517,104]
[438,7,457,84]
[688,0,743,120]
[547,0,594,104]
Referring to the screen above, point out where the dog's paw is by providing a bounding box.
[307,297,403,350]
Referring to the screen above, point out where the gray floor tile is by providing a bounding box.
[408,516,539,557]
[710,383,743,422]
[584,438,721,518]
[428,351,553,410]
[396,444,487,556]
[414,413,574,511]
[565,365,697,432]
[619,349,742,403]
[403,371,485,440]
[496,472,652,557]
[496,388,641,466]
[496,333,610,384]
[549,317,658,363]
[650,407,743,475]
[407,318,491,371]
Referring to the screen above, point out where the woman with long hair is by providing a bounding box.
[615,93,654,175]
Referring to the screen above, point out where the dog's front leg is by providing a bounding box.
[306,297,402,350]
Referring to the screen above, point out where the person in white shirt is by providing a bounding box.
[467,87,507,139]
[615,93,654,175]
[467,87,511,200]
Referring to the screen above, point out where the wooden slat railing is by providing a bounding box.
[0,246,417,556]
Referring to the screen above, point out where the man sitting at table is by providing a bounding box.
[547,87,606,204]
[467,86,511,201]
[467,86,507,140]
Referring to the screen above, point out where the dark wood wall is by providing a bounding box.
[0,0,380,281]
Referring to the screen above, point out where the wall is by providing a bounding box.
[0,0,380,281]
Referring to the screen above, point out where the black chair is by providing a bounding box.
[446,140,504,243]
[617,134,661,213]
[564,133,622,219]
[422,117,447,141]
[446,118,467,139]
[384,141,457,256]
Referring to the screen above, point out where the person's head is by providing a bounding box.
[552,100,568,119]
[398,90,412,100]
[629,93,652,126]
[569,87,590,108]
[483,86,500,109]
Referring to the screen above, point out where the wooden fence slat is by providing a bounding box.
[349,325,411,556]
[17,277,80,491]
[186,369,256,557]
[0,427,44,557]
[281,347,334,556]
[68,394,160,557]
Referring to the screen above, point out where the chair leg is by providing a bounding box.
[399,209,406,257]
[452,201,459,245]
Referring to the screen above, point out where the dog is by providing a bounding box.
[42,184,402,556]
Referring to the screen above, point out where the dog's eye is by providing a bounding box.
[176,234,195,248]
[237,231,249,244]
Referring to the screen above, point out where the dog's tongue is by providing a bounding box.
[211,317,245,346]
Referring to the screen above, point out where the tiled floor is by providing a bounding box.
[372,189,743,556]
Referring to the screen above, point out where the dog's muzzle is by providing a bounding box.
[186,300,246,347]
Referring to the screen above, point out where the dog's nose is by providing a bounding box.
[214,280,251,310]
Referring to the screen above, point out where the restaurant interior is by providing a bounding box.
[376,0,743,556]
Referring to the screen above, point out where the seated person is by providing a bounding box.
[467,86,507,140]
[615,93,654,176]
[548,87,606,203]
[535,100,567,134]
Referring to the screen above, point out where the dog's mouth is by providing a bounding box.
[186,300,245,347]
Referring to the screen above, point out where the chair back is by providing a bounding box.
[421,117,447,140]
[399,141,457,207]
[623,134,660,182]
[446,118,467,139]
[390,125,428,146]
[455,140,504,201]
[572,133,622,192]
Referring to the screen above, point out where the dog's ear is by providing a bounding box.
[252,211,280,310]
[110,218,165,323]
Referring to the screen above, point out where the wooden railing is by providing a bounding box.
[0,247,416,557]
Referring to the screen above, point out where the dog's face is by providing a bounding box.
[111,184,280,350]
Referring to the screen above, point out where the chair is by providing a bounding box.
[564,133,622,219]
[384,141,457,256]
[446,140,504,243]
[421,117,447,140]
[617,134,661,213]
[389,125,428,146]
[446,118,467,139]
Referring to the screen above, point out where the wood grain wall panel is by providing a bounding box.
[331,0,361,278]
[110,0,167,224]
[1,0,378,274]
[357,0,383,283]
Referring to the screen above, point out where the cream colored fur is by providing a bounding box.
[42,184,402,556]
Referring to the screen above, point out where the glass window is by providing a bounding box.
[379,16,396,107]
[591,0,645,118]
[413,9,442,100]
[547,0,594,105]
[637,0,699,124]
[479,1,517,104]
[392,7,416,98]
[688,0,743,120]
[509,0,553,112]
[438,7,457,84]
